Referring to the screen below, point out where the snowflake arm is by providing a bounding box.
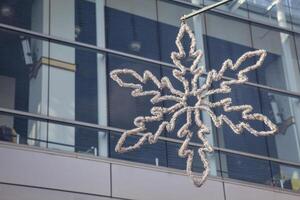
[199,49,267,98]
[171,22,203,73]
[110,69,184,103]
[115,104,188,153]
[201,98,277,136]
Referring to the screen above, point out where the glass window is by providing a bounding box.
[271,162,300,192]
[220,152,273,185]
[0,27,108,154]
[107,55,168,166]
[157,0,219,176]
[46,40,107,153]
[204,13,300,185]
[0,112,108,156]
[248,0,292,29]
[49,0,105,46]
[295,35,300,72]
[290,0,300,32]
[204,0,249,18]
[0,0,49,33]
[205,13,300,92]
[105,0,159,60]
[204,13,255,81]
[0,30,47,113]
[251,24,300,92]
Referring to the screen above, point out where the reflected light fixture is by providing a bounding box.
[229,0,246,12]
[0,5,13,17]
[21,37,33,65]
[129,41,142,52]
[266,0,280,12]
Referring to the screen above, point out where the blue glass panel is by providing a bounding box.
[106,7,160,60]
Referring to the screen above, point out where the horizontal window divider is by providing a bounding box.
[165,0,300,36]
[0,23,299,98]
[1,107,300,168]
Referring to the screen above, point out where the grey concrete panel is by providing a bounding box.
[224,182,300,200]
[111,164,225,200]
[0,183,115,200]
[0,147,110,196]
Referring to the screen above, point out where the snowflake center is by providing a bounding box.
[183,93,201,108]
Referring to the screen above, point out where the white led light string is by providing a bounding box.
[110,21,277,187]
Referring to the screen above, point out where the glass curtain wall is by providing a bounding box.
[0,0,107,155]
[0,0,300,192]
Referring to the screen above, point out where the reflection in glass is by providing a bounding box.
[0,0,46,33]
[251,24,300,92]
[259,89,300,163]
[289,0,300,32]
[0,17,107,153]
[0,114,105,156]
[107,54,168,166]
[204,0,249,17]
[220,152,273,185]
[248,0,292,29]
[251,25,300,165]
[106,0,159,60]
[271,162,300,192]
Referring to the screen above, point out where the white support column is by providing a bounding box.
[28,0,50,147]
[28,0,76,151]
[192,0,218,176]
[48,0,75,151]
[96,0,108,157]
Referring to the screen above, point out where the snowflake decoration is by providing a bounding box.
[110,22,277,187]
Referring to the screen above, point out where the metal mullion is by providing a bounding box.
[0,22,299,98]
[1,106,300,169]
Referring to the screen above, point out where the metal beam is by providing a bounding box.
[180,0,233,21]
[1,107,300,168]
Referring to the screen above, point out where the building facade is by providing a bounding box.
[0,0,300,199]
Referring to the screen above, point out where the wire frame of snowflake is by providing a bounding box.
[109,21,277,187]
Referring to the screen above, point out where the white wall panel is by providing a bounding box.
[111,164,224,200]
[0,146,110,196]
[0,183,114,200]
[224,182,300,200]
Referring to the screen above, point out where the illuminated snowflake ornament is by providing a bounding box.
[110,22,277,187]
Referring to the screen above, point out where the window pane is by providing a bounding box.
[205,13,300,93]
[290,0,300,32]
[271,162,300,192]
[107,54,167,166]
[0,113,107,156]
[167,142,221,177]
[295,35,300,76]
[220,152,273,185]
[105,0,159,60]
[248,0,292,29]
[0,0,49,33]
[204,0,249,18]
[0,29,49,115]
[251,24,300,93]
[49,0,105,46]
[157,0,205,63]
[47,41,107,153]
[211,84,300,163]
[259,89,300,164]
